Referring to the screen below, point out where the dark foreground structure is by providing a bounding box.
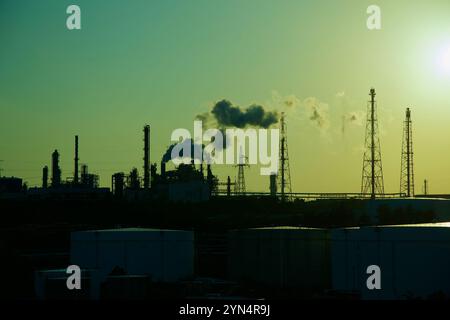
[1,195,449,300]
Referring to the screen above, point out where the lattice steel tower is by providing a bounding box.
[278,112,292,201]
[400,108,414,197]
[234,148,249,195]
[361,88,385,199]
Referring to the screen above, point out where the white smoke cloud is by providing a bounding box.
[303,97,330,131]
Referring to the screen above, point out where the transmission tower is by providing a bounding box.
[234,149,249,195]
[361,88,385,199]
[400,108,414,197]
[278,112,292,201]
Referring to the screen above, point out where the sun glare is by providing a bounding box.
[437,46,450,74]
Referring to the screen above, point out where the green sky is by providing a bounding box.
[1,0,450,193]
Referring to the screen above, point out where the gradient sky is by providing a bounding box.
[1,0,450,193]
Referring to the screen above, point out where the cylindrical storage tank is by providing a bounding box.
[228,227,331,293]
[331,223,450,299]
[71,228,194,283]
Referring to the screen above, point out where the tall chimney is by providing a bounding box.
[143,125,150,189]
[206,164,213,194]
[74,135,79,184]
[51,150,61,187]
[207,164,212,181]
[42,166,48,188]
[161,161,166,180]
[270,173,277,197]
[81,164,88,185]
[112,172,125,197]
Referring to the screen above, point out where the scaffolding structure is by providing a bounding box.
[234,149,249,195]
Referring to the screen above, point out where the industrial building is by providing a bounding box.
[0,176,26,201]
[337,197,450,224]
[0,176,23,194]
[35,269,97,300]
[26,135,109,200]
[109,125,217,202]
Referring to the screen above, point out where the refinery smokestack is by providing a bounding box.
[143,125,150,189]
[51,150,61,187]
[74,135,79,184]
[206,164,213,195]
[42,166,48,188]
[161,161,166,180]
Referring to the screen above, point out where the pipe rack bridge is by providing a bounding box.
[213,192,407,200]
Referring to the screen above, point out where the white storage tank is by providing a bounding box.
[332,223,450,299]
[71,228,194,283]
[228,227,331,292]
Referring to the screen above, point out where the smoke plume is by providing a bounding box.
[303,97,330,130]
[162,139,211,163]
[198,99,279,129]
[283,95,301,109]
[341,111,365,134]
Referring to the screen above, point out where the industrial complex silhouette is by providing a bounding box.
[1,88,450,300]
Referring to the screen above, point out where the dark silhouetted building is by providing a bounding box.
[51,150,61,187]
